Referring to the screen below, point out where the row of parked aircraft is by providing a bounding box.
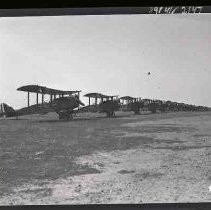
[0,85,210,120]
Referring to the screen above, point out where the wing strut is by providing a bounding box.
[42,94,44,105]
[36,93,39,107]
[27,92,30,108]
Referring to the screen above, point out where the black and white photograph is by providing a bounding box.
[0,12,211,205]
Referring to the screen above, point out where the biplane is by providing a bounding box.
[0,85,85,120]
[119,96,143,114]
[81,92,120,117]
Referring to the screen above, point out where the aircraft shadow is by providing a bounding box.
[0,118,29,121]
[34,114,131,124]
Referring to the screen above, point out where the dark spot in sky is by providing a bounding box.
[148,72,151,75]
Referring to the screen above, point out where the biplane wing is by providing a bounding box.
[119,96,137,101]
[17,85,81,107]
[17,85,81,95]
[84,92,118,101]
[84,93,109,99]
[83,92,118,107]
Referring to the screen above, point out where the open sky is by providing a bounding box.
[0,14,211,109]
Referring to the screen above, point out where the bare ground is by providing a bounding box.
[0,111,211,205]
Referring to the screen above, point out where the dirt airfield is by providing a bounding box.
[0,111,211,205]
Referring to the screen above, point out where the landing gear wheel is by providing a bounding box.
[112,111,115,117]
[133,108,140,115]
[58,110,73,121]
[151,108,156,114]
[106,111,115,118]
[106,111,110,118]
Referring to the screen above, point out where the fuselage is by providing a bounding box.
[1,96,85,118]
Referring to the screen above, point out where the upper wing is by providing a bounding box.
[17,85,81,95]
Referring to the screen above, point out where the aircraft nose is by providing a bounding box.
[79,100,85,106]
[74,95,85,106]
[75,97,85,106]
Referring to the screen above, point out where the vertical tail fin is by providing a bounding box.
[0,103,16,117]
[0,103,5,117]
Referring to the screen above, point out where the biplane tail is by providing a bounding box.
[0,103,16,118]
